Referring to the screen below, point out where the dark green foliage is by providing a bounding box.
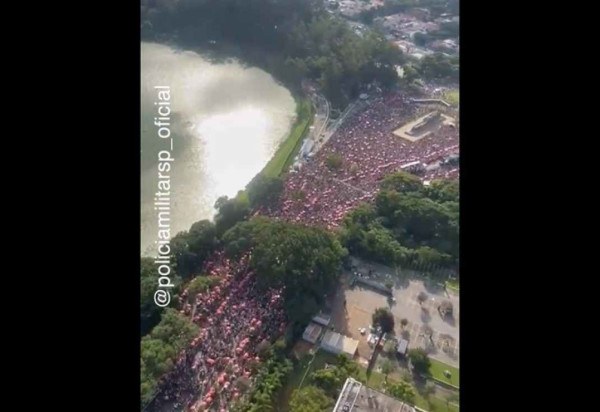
[340,174,459,272]
[408,348,431,375]
[416,52,459,81]
[372,307,395,338]
[185,275,220,300]
[141,0,405,108]
[246,174,284,209]
[170,219,219,279]
[289,385,333,412]
[326,153,344,171]
[387,379,416,403]
[232,350,293,412]
[223,217,347,326]
[310,355,361,397]
[140,309,199,408]
[141,257,182,336]
[214,192,251,237]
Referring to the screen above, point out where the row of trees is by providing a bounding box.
[339,172,458,277]
[141,257,182,336]
[222,217,347,328]
[141,172,287,335]
[140,309,200,408]
[289,351,418,409]
[415,52,459,82]
[232,340,293,412]
[141,0,405,107]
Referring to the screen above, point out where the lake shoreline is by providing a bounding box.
[140,41,304,256]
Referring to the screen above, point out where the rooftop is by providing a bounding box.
[321,331,360,356]
[303,322,324,342]
[332,378,416,412]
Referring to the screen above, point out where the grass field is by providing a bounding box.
[361,368,459,412]
[429,358,460,387]
[261,98,313,178]
[277,349,338,411]
[279,352,459,412]
[443,90,459,107]
[446,279,459,291]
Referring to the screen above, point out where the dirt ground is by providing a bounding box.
[328,258,459,367]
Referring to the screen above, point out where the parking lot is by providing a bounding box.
[329,258,459,367]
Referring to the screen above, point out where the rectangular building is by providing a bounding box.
[332,378,416,412]
[302,322,324,344]
[320,330,359,357]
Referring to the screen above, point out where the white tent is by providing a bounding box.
[320,330,359,357]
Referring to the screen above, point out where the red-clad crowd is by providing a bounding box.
[149,252,286,412]
[148,90,459,412]
[264,91,459,228]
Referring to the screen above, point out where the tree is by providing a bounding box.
[141,257,181,336]
[417,291,428,305]
[380,171,423,193]
[422,381,436,398]
[400,318,408,329]
[383,340,397,356]
[222,217,346,326]
[169,219,218,279]
[387,380,416,403]
[381,359,396,379]
[422,325,433,340]
[140,308,199,408]
[186,275,220,301]
[311,367,345,396]
[408,348,431,375]
[413,32,429,46]
[289,386,333,412]
[214,192,250,236]
[256,340,272,359]
[326,153,343,171]
[439,300,453,317]
[246,173,284,208]
[372,307,395,347]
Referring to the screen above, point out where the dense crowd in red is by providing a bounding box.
[151,252,285,412]
[265,92,459,229]
[150,91,459,412]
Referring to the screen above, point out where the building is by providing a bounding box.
[397,338,409,357]
[332,378,416,412]
[312,312,332,327]
[320,330,359,357]
[302,322,324,344]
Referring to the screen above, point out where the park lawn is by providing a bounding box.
[261,98,313,178]
[422,394,460,412]
[443,90,459,107]
[446,279,459,291]
[361,368,458,412]
[429,358,460,387]
[277,349,338,411]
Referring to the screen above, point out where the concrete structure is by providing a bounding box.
[302,322,324,344]
[300,138,315,158]
[332,378,416,412]
[312,312,332,327]
[320,331,359,357]
[394,111,455,142]
[397,338,409,356]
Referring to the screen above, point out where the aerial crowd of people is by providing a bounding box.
[265,91,459,229]
[148,90,459,412]
[150,252,286,412]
